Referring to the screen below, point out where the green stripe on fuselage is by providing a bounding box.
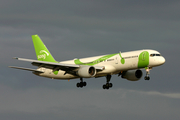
[74,53,118,65]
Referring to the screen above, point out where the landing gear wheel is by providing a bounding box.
[76,83,80,87]
[102,75,113,90]
[102,84,109,89]
[83,82,87,86]
[109,83,113,88]
[102,83,113,89]
[76,82,83,88]
[103,85,106,89]
[144,76,150,80]
[76,78,87,88]
[106,83,109,87]
[105,83,113,88]
[106,86,109,89]
[80,82,84,87]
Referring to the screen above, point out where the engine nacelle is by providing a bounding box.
[122,70,143,81]
[77,66,96,78]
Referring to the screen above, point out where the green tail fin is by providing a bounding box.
[32,35,57,63]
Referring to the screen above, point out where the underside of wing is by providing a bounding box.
[9,66,44,73]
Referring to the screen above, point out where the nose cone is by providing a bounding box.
[159,57,165,65]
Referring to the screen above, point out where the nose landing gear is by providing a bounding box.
[144,67,152,80]
[144,76,150,80]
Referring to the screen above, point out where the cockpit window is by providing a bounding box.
[150,54,161,57]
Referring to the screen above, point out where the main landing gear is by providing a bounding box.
[76,78,87,88]
[144,67,151,80]
[103,75,113,89]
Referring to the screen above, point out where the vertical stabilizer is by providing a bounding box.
[32,35,57,63]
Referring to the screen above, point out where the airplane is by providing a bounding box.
[9,35,166,89]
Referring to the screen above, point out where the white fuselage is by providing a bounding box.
[37,49,165,80]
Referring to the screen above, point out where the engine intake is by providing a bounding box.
[122,70,143,81]
[77,66,96,78]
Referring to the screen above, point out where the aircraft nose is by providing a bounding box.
[159,57,165,65]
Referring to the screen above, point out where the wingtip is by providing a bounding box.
[8,66,15,68]
[13,57,18,60]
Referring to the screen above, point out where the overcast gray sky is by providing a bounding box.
[0,0,180,120]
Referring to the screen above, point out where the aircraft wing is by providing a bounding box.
[9,66,44,73]
[12,57,105,72]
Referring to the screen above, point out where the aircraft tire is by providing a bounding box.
[80,82,84,87]
[83,82,87,86]
[144,76,150,80]
[109,83,113,88]
[103,85,106,89]
[76,83,80,87]
[103,84,110,89]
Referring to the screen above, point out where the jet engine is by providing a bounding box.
[121,70,143,81]
[77,66,96,78]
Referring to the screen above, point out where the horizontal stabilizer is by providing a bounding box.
[9,66,44,73]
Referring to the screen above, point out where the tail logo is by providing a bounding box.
[38,50,49,59]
